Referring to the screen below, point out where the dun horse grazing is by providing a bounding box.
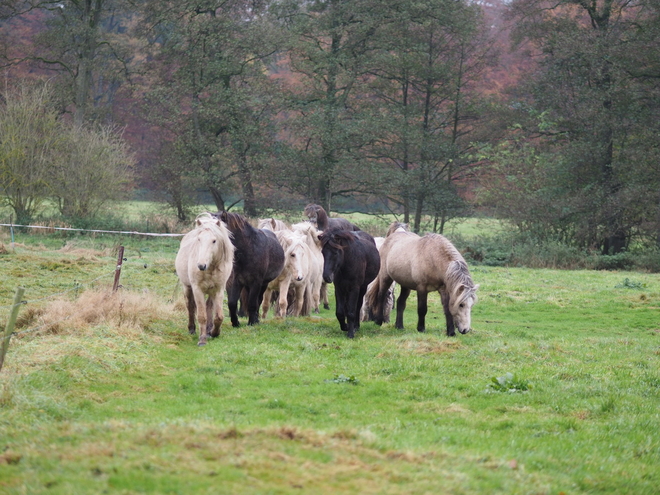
[219,211,285,326]
[262,230,317,318]
[319,228,380,338]
[367,222,478,336]
[304,204,360,232]
[175,213,235,346]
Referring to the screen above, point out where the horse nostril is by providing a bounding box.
[198,263,207,271]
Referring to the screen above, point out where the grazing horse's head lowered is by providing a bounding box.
[445,261,478,334]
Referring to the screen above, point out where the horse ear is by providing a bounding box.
[196,218,203,226]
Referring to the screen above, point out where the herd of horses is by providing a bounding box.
[175,204,479,345]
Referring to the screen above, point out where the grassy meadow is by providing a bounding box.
[0,213,659,494]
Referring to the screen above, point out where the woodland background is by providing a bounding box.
[2,0,660,266]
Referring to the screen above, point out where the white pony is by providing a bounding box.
[262,230,318,318]
[291,221,325,314]
[257,217,289,232]
[175,213,234,346]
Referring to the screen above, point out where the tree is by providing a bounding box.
[0,0,135,126]
[0,83,60,224]
[365,0,492,232]
[140,0,283,216]
[505,0,660,253]
[49,123,134,219]
[274,0,384,211]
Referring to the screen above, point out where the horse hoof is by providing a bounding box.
[324,304,330,310]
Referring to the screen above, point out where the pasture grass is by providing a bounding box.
[1,233,659,494]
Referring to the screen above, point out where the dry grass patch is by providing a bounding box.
[14,288,178,337]
[397,337,462,355]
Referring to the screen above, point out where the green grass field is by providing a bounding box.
[1,228,659,494]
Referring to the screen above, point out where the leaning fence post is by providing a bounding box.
[0,287,25,372]
[112,246,125,292]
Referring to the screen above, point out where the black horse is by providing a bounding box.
[319,228,380,338]
[219,211,285,326]
[304,204,360,232]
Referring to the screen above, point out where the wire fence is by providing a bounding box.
[0,223,185,237]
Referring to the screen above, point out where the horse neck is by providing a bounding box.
[316,208,329,230]
[229,223,258,249]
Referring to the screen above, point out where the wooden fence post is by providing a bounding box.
[0,287,25,372]
[112,246,125,292]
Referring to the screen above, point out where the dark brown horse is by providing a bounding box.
[219,211,285,326]
[319,228,380,338]
[304,204,360,232]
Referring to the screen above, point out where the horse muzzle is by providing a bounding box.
[458,327,471,335]
[197,263,207,271]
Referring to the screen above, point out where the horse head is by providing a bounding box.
[318,229,350,284]
[450,283,479,334]
[193,218,225,272]
[287,234,308,282]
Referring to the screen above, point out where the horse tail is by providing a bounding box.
[365,274,384,325]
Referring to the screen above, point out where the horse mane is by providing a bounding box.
[221,211,252,233]
[318,228,355,250]
[385,221,409,237]
[445,260,478,305]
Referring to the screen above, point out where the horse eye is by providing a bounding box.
[213,240,216,243]
[459,303,464,308]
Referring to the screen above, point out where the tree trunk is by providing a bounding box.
[208,186,225,212]
[237,153,257,217]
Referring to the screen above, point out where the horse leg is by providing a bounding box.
[183,285,197,335]
[441,290,456,337]
[211,289,225,338]
[205,295,215,338]
[374,274,395,326]
[335,287,348,333]
[237,287,248,317]
[261,287,272,319]
[277,279,291,318]
[347,286,368,337]
[395,287,411,330]
[416,291,428,333]
[247,284,263,325]
[321,282,330,310]
[192,287,209,345]
[227,282,241,328]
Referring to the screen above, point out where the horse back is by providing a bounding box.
[381,232,460,291]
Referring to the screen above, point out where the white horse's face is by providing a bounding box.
[286,240,307,282]
[195,228,219,271]
[451,285,479,334]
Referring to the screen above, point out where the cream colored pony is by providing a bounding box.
[291,221,325,314]
[262,230,319,318]
[175,213,234,345]
[367,222,478,336]
[257,217,289,232]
